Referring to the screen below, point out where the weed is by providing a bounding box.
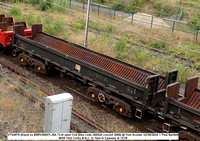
[104,24,113,33]
[90,22,103,32]
[70,20,85,32]
[9,7,21,16]
[147,40,166,49]
[132,46,152,66]
[114,38,128,59]
[176,63,194,83]
[194,62,200,68]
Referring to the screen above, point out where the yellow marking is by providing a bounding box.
[91,93,95,98]
[145,84,148,89]
[119,107,123,113]
[20,58,24,62]
[37,67,41,71]
[165,92,168,97]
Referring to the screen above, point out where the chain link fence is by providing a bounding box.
[53,0,199,41]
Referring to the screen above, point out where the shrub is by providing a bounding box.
[188,11,200,28]
[126,0,146,12]
[154,1,182,17]
[112,0,124,10]
[29,0,40,5]
[39,0,53,11]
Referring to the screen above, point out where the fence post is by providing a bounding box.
[131,12,134,23]
[98,5,100,14]
[151,16,153,29]
[172,21,175,33]
[114,9,116,19]
[69,0,71,8]
[196,26,199,41]
[83,1,85,12]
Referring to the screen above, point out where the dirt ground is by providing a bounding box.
[0,71,44,140]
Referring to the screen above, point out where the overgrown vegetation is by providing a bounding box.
[114,38,128,59]
[147,40,166,49]
[2,2,200,85]
[189,11,200,28]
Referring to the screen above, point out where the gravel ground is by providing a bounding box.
[0,73,44,139]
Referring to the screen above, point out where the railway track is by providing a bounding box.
[0,55,108,133]
[0,2,11,10]
[14,85,107,133]
[0,53,156,133]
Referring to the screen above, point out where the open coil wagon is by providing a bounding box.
[163,76,200,140]
[12,24,178,118]
[0,14,31,54]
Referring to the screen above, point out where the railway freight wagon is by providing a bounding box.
[12,24,178,118]
[163,76,200,139]
[0,14,31,52]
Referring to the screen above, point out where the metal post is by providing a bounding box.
[83,1,85,12]
[131,12,134,23]
[196,26,199,41]
[69,0,71,8]
[114,9,116,19]
[172,21,175,33]
[151,16,153,29]
[98,5,100,14]
[84,0,91,47]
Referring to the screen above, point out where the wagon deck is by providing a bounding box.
[32,32,166,89]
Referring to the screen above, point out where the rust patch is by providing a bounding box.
[166,82,180,100]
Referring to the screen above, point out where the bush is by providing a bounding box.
[29,0,40,5]
[188,11,200,28]
[126,0,146,12]
[39,0,53,11]
[112,0,124,10]
[154,1,182,17]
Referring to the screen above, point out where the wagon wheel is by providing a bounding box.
[98,93,105,102]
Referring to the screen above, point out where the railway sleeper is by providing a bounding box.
[18,53,46,74]
[86,87,133,117]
